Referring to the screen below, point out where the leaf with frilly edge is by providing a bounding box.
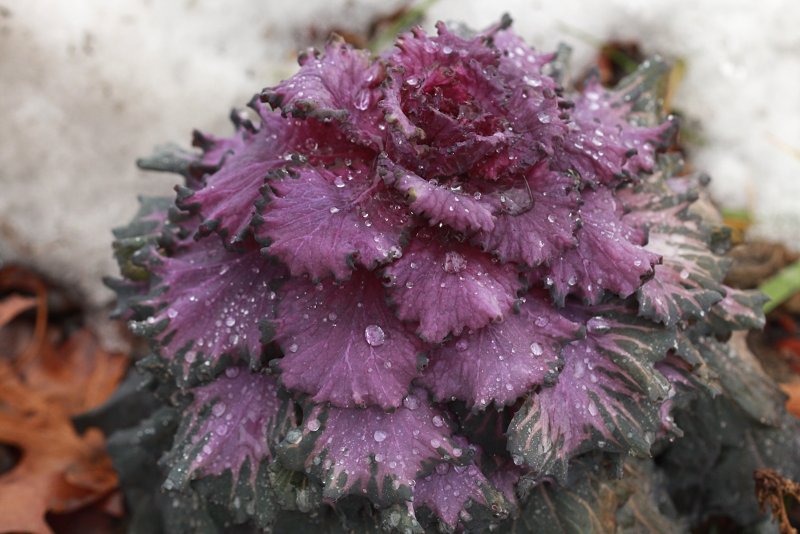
[274,270,423,409]
[507,306,673,481]
[552,58,675,187]
[276,389,469,507]
[377,155,497,234]
[413,454,511,531]
[420,289,582,409]
[547,188,660,305]
[474,162,579,268]
[384,229,522,343]
[261,35,384,146]
[130,234,283,386]
[259,160,410,281]
[161,369,294,490]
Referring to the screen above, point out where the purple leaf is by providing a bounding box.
[275,270,423,409]
[380,22,564,182]
[182,114,319,247]
[553,61,675,186]
[133,235,282,383]
[259,162,410,281]
[474,162,579,266]
[277,389,468,505]
[413,460,509,530]
[261,35,384,146]
[507,307,673,480]
[384,231,522,343]
[420,290,582,409]
[163,369,295,489]
[547,188,660,305]
[377,156,496,234]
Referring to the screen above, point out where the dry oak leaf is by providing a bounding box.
[0,267,128,534]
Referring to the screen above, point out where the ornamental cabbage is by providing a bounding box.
[108,16,800,533]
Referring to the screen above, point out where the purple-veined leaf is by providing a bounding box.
[275,270,423,409]
[181,114,333,248]
[547,188,660,305]
[384,230,522,343]
[163,369,295,489]
[259,161,410,281]
[413,458,510,530]
[507,307,673,480]
[261,35,384,146]
[276,389,468,506]
[377,156,497,234]
[131,235,283,385]
[380,21,564,182]
[474,162,579,267]
[553,60,675,186]
[420,290,582,409]
[637,228,728,327]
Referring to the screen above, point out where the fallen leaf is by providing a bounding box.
[755,468,800,534]
[0,294,36,328]
[0,266,128,534]
[781,382,800,419]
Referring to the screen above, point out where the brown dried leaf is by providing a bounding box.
[0,266,128,534]
[755,468,800,534]
[0,294,36,328]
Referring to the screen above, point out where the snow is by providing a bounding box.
[1,0,798,306]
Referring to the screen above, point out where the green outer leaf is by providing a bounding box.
[695,335,785,425]
[504,458,682,534]
[507,310,673,481]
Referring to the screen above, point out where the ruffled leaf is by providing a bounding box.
[260,162,409,281]
[377,156,496,234]
[413,460,510,531]
[277,389,468,506]
[547,188,659,305]
[261,36,384,145]
[420,290,582,409]
[162,369,294,491]
[474,162,579,267]
[380,22,564,182]
[706,287,767,335]
[274,271,422,409]
[553,59,674,186]
[696,335,785,425]
[181,114,315,248]
[507,307,673,480]
[132,236,283,384]
[384,231,522,343]
[636,228,728,327]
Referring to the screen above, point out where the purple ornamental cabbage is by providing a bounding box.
[109,16,800,533]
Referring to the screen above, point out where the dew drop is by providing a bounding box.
[403,395,420,410]
[530,342,543,356]
[225,316,236,327]
[364,324,386,347]
[455,339,469,352]
[373,430,387,443]
[288,343,299,353]
[212,402,226,417]
[167,308,178,319]
[306,419,321,432]
[679,269,690,280]
[329,206,340,214]
[432,415,444,427]
[547,214,556,223]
